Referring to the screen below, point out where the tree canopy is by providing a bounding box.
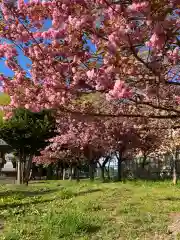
[0,0,179,119]
[0,108,57,157]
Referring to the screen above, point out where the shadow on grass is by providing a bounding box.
[0,189,102,210]
[29,181,48,184]
[160,197,180,201]
[0,188,60,198]
[0,198,57,210]
[73,189,102,197]
[83,225,100,233]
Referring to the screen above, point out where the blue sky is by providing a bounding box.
[0,41,96,78]
[0,52,32,77]
[0,16,178,83]
[0,17,96,78]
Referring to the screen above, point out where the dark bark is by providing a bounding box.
[17,152,25,184]
[56,161,62,179]
[142,154,147,169]
[76,167,80,182]
[39,166,43,180]
[100,166,105,182]
[106,167,110,180]
[89,162,95,181]
[69,165,73,180]
[56,165,59,180]
[21,162,24,184]
[59,167,63,180]
[98,156,110,182]
[47,164,53,180]
[97,162,105,182]
[73,167,76,179]
[24,155,33,186]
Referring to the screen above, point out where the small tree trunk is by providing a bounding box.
[107,160,111,180]
[97,162,104,182]
[76,167,80,182]
[21,162,24,184]
[47,164,53,180]
[39,166,43,180]
[142,154,147,169]
[172,149,178,185]
[24,155,33,186]
[59,167,63,180]
[100,166,105,182]
[117,156,122,181]
[105,167,111,180]
[89,162,95,181]
[63,168,66,180]
[69,165,73,180]
[98,156,110,182]
[17,160,21,185]
[56,165,59,180]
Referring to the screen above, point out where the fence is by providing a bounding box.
[96,153,180,180]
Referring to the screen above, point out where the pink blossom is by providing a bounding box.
[106,80,132,101]
[128,2,150,13]
[146,33,165,50]
[86,69,95,80]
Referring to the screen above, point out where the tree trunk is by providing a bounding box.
[59,167,63,180]
[21,162,25,184]
[47,164,53,180]
[107,160,111,180]
[56,164,59,180]
[117,155,122,181]
[98,161,105,182]
[63,168,66,180]
[142,154,147,169]
[39,166,43,180]
[76,167,80,182]
[100,166,105,182]
[89,162,95,181]
[100,156,111,182]
[17,160,22,185]
[69,165,73,180]
[172,148,178,185]
[24,155,33,186]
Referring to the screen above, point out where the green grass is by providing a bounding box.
[0,94,10,106]
[0,180,180,239]
[0,93,11,122]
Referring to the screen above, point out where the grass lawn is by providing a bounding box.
[0,180,180,239]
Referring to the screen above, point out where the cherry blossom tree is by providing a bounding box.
[0,0,179,121]
[136,129,163,168]
[156,128,180,184]
[34,117,111,180]
[1,0,180,183]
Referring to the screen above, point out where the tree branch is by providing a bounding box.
[59,106,180,119]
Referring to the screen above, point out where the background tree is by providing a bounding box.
[157,129,180,184]
[0,108,56,184]
[136,129,163,169]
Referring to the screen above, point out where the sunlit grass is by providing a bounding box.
[0,93,10,106]
[0,93,10,122]
[0,180,179,239]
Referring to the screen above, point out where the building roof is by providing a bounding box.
[0,139,12,152]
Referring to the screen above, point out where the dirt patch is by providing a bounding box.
[168,213,180,237]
